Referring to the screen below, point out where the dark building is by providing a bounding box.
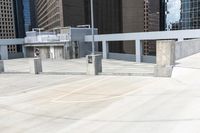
[84,0,123,53]
[121,0,160,55]
[23,0,31,32]
[85,0,160,55]
[35,0,85,31]
[13,0,36,38]
[13,0,25,38]
[163,0,200,31]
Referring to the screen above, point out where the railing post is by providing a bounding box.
[0,45,8,60]
[29,58,43,74]
[0,60,4,73]
[102,41,109,59]
[86,54,102,75]
[135,40,142,63]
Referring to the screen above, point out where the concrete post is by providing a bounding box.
[135,40,142,63]
[155,40,175,77]
[178,38,184,42]
[102,41,109,59]
[50,46,55,59]
[29,58,42,74]
[22,46,26,58]
[0,45,8,60]
[86,54,102,75]
[0,61,4,73]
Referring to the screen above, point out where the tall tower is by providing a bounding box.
[0,0,16,39]
[35,0,85,31]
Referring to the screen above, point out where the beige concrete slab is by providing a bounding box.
[3,58,155,75]
[0,53,200,133]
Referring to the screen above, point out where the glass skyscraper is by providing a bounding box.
[13,0,35,37]
[23,0,32,32]
[164,0,200,30]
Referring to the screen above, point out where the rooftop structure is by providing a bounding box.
[24,26,97,59]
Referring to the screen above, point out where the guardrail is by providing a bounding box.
[85,29,200,63]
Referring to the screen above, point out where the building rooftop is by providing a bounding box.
[0,53,200,133]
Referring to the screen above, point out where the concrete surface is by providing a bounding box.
[0,53,200,132]
[155,40,175,77]
[3,58,155,76]
[176,39,200,60]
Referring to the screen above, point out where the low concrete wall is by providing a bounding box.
[8,52,24,59]
[108,52,156,63]
[176,39,200,60]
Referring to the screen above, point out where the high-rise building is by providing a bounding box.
[23,0,31,32]
[163,0,200,31]
[34,0,161,55]
[121,0,160,55]
[35,0,85,31]
[14,0,36,37]
[85,0,160,55]
[84,0,123,53]
[13,0,25,38]
[0,0,16,39]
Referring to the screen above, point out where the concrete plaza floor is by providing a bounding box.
[0,53,200,133]
[3,58,155,76]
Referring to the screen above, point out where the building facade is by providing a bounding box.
[34,0,161,55]
[35,0,85,31]
[164,0,200,30]
[121,0,160,55]
[12,0,36,38]
[0,0,16,39]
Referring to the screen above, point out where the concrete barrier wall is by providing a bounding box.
[176,39,200,60]
[8,53,24,59]
[108,53,156,63]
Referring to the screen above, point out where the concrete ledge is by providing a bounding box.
[176,39,200,60]
[0,61,4,73]
[154,65,173,77]
[29,58,42,74]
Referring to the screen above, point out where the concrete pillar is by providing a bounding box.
[135,40,142,63]
[178,38,184,42]
[0,45,8,60]
[50,46,55,59]
[22,46,26,58]
[155,40,175,77]
[29,58,42,74]
[102,41,109,59]
[0,61,4,73]
[86,54,102,75]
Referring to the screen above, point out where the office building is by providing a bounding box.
[35,0,85,31]
[0,0,19,55]
[163,0,200,30]
[14,0,36,37]
[121,0,160,55]
[85,0,160,55]
[13,0,25,38]
[0,0,16,39]
[84,0,123,53]
[34,0,161,55]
